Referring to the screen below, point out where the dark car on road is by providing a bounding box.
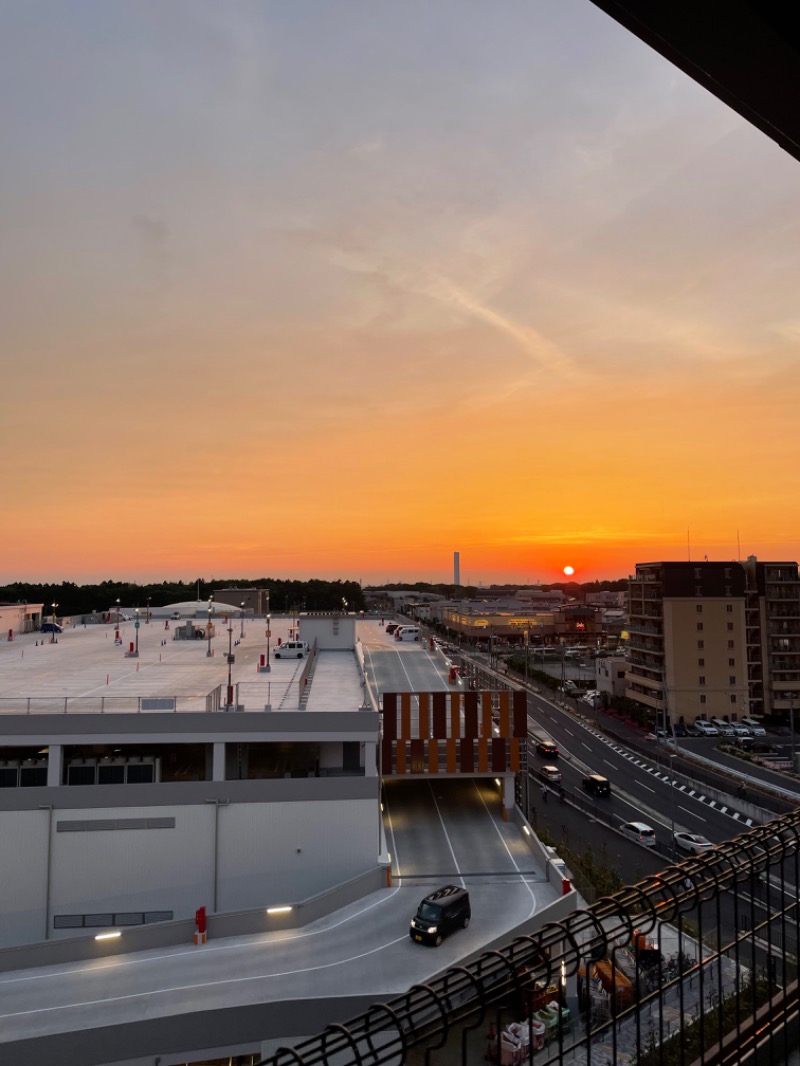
[409,885,471,946]
[536,739,559,758]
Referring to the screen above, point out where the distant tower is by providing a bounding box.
[454,551,460,586]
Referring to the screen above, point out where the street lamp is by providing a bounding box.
[265,613,272,670]
[115,598,121,630]
[50,602,58,643]
[146,596,151,624]
[240,601,245,639]
[134,608,140,656]
[206,598,213,657]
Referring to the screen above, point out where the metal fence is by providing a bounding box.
[259,811,800,1066]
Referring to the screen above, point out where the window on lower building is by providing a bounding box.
[729,676,736,685]
[727,622,734,631]
[698,640,704,649]
[700,695,707,705]
[698,658,705,667]
[729,658,735,667]
[696,604,703,613]
[697,622,704,632]
[727,604,733,613]
[730,695,737,704]
[699,676,706,686]
[728,640,735,649]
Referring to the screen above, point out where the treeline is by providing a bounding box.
[370,578,627,597]
[0,579,365,617]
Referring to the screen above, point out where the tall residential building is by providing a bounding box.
[742,556,800,720]
[626,561,748,725]
[454,551,460,586]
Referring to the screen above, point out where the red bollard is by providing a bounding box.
[194,906,207,945]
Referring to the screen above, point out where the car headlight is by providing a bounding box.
[427,926,438,934]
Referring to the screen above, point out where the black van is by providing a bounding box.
[582,773,611,797]
[409,885,471,946]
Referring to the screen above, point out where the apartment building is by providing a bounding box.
[626,561,749,725]
[742,556,800,720]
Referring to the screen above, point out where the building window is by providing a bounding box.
[727,604,733,613]
[700,695,707,705]
[697,622,704,632]
[725,568,732,579]
[699,676,706,686]
[728,640,735,649]
[729,658,735,667]
[730,695,737,704]
[729,676,736,685]
[725,586,732,596]
[696,604,703,613]
[727,622,734,631]
[695,587,703,596]
[698,658,705,667]
[694,568,702,579]
[698,640,704,649]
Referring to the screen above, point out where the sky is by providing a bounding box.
[2,1,800,587]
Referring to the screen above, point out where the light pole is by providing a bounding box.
[134,608,140,656]
[265,613,272,671]
[206,598,213,657]
[240,602,245,639]
[50,602,58,643]
[115,598,121,630]
[789,692,797,773]
[145,596,151,624]
[524,629,530,687]
[226,617,234,708]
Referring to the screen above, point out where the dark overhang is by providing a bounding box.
[589,1,800,163]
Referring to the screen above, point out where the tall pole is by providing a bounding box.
[134,608,139,656]
[226,618,234,708]
[146,596,151,624]
[240,601,245,639]
[265,613,272,671]
[50,602,58,644]
[524,629,529,687]
[115,598,121,633]
[206,598,213,657]
[790,692,797,774]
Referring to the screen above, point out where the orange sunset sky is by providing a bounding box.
[2,2,800,586]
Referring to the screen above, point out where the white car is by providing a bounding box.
[740,717,767,736]
[694,721,719,736]
[731,723,751,737]
[711,719,735,736]
[674,832,715,854]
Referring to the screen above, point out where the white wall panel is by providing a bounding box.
[0,810,49,945]
[217,799,378,911]
[48,805,215,937]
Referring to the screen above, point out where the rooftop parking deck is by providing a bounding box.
[0,618,366,715]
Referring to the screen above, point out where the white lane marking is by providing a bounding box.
[0,934,413,1019]
[472,781,538,920]
[679,807,706,822]
[564,729,574,737]
[582,743,592,751]
[0,886,403,987]
[603,759,616,769]
[383,788,402,886]
[639,783,656,794]
[427,781,465,889]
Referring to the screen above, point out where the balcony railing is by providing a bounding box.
[261,813,800,1066]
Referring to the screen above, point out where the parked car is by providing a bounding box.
[40,622,62,634]
[740,717,767,736]
[673,723,688,737]
[409,885,471,946]
[385,623,401,635]
[694,720,719,736]
[674,831,715,854]
[711,718,735,736]
[731,723,751,737]
[273,640,309,659]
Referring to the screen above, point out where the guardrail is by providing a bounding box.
[260,811,800,1066]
